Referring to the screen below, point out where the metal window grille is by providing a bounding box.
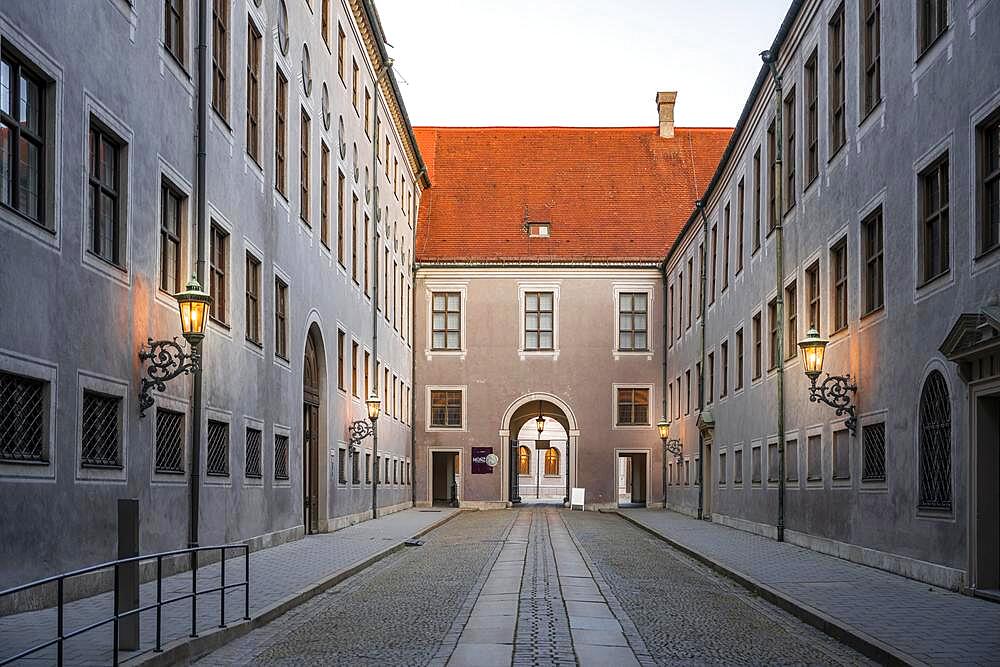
[154,408,184,474]
[245,427,262,479]
[207,419,229,476]
[338,448,347,484]
[919,371,952,510]
[352,449,360,484]
[0,371,47,463]
[274,434,289,480]
[81,391,121,468]
[862,421,886,483]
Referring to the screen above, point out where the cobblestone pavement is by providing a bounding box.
[563,510,871,666]
[621,509,1000,665]
[199,510,515,666]
[0,508,457,666]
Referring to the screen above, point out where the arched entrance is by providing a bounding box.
[302,326,325,534]
[499,393,579,507]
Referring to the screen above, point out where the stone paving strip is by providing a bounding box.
[618,508,1000,666]
[0,508,458,666]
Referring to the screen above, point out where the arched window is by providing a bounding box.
[518,446,530,475]
[544,448,560,475]
[918,370,952,511]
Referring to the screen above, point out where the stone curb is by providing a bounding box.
[610,510,927,667]
[127,510,464,666]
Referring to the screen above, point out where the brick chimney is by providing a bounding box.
[656,91,677,139]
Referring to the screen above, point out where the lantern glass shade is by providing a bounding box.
[798,328,828,379]
[175,276,212,342]
[657,419,670,440]
[366,394,382,422]
[535,415,546,434]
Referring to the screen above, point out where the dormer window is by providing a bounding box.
[528,222,551,238]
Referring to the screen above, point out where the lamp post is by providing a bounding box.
[138,276,212,417]
[657,418,683,459]
[349,394,382,516]
[798,328,858,434]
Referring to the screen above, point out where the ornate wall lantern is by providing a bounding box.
[797,328,858,434]
[349,394,382,448]
[658,418,683,459]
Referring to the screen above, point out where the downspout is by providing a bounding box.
[694,201,709,521]
[762,50,786,542]
[661,263,669,509]
[410,172,423,507]
[189,0,210,549]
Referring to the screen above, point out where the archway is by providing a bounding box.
[516,417,568,504]
[302,324,327,534]
[499,393,579,506]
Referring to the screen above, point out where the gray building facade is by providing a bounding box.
[663,0,1000,595]
[0,0,424,591]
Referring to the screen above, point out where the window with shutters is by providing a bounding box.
[618,292,648,351]
[206,419,229,476]
[81,391,121,468]
[918,371,951,510]
[0,371,48,464]
[155,408,184,474]
[616,387,650,426]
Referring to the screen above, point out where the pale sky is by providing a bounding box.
[374,0,791,128]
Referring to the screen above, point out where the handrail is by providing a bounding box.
[0,542,250,667]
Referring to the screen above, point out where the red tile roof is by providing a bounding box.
[413,126,732,264]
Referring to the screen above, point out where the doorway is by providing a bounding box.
[303,331,322,534]
[617,452,647,507]
[432,451,459,506]
[975,394,999,598]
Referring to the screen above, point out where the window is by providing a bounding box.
[833,429,850,480]
[338,448,347,484]
[211,0,228,119]
[392,375,398,419]
[805,49,819,185]
[919,156,950,283]
[363,214,370,295]
[544,448,560,475]
[862,207,884,314]
[300,109,310,224]
[862,421,886,483]
[720,340,728,398]
[321,0,330,47]
[274,434,289,480]
[979,113,1000,254]
[274,276,288,359]
[245,427,262,479]
[829,4,846,155]
[160,182,184,294]
[245,20,262,161]
[431,292,461,350]
[918,0,948,54]
[685,370,691,414]
[753,148,762,251]
[707,353,714,404]
[155,408,184,474]
[722,204,730,291]
[618,292,648,351]
[0,51,47,226]
[785,281,797,359]
[518,446,530,475]
[718,451,727,485]
[668,285,674,343]
[384,368,389,416]
[831,238,848,332]
[767,121,776,233]
[677,272,683,340]
[209,223,228,324]
[751,445,762,484]
[686,258,693,328]
[783,87,796,211]
[733,448,743,485]
[364,88,371,136]
[752,313,762,380]
[735,328,744,390]
[88,122,124,266]
[2,371,50,463]
[163,0,185,65]
[806,261,821,331]
[337,24,345,82]
[351,341,358,397]
[351,194,358,283]
[337,171,345,266]
[245,252,261,345]
[528,222,550,237]
[337,330,345,391]
[861,0,881,114]
[736,179,745,273]
[709,226,717,305]
[353,449,360,484]
[768,442,779,483]
[275,69,288,196]
[320,142,330,247]
[918,370,951,510]
[768,298,778,371]
[81,391,121,468]
[617,387,650,426]
[351,58,358,111]
[524,291,554,351]
[807,435,822,481]
[363,351,370,398]
[786,439,798,482]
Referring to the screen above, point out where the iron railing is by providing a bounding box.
[0,543,250,666]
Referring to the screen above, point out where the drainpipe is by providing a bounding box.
[661,263,669,509]
[694,201,709,521]
[410,173,423,507]
[188,0,210,550]
[762,50,786,542]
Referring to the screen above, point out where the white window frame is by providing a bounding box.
[243,237,266,359]
[76,369,129,483]
[612,283,655,359]
[203,406,233,487]
[425,385,467,433]
[0,348,57,481]
[611,383,655,431]
[424,283,467,359]
[273,422,292,488]
[242,415,265,488]
[150,393,190,486]
[518,282,560,359]
[155,157,194,313]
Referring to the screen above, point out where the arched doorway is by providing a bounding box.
[302,327,324,534]
[499,393,579,507]
[516,416,568,504]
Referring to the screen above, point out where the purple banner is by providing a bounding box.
[471,447,494,474]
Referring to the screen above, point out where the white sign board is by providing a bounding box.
[570,487,586,511]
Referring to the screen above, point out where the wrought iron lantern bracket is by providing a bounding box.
[662,438,683,459]
[349,420,375,449]
[807,373,858,435]
[138,337,201,417]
